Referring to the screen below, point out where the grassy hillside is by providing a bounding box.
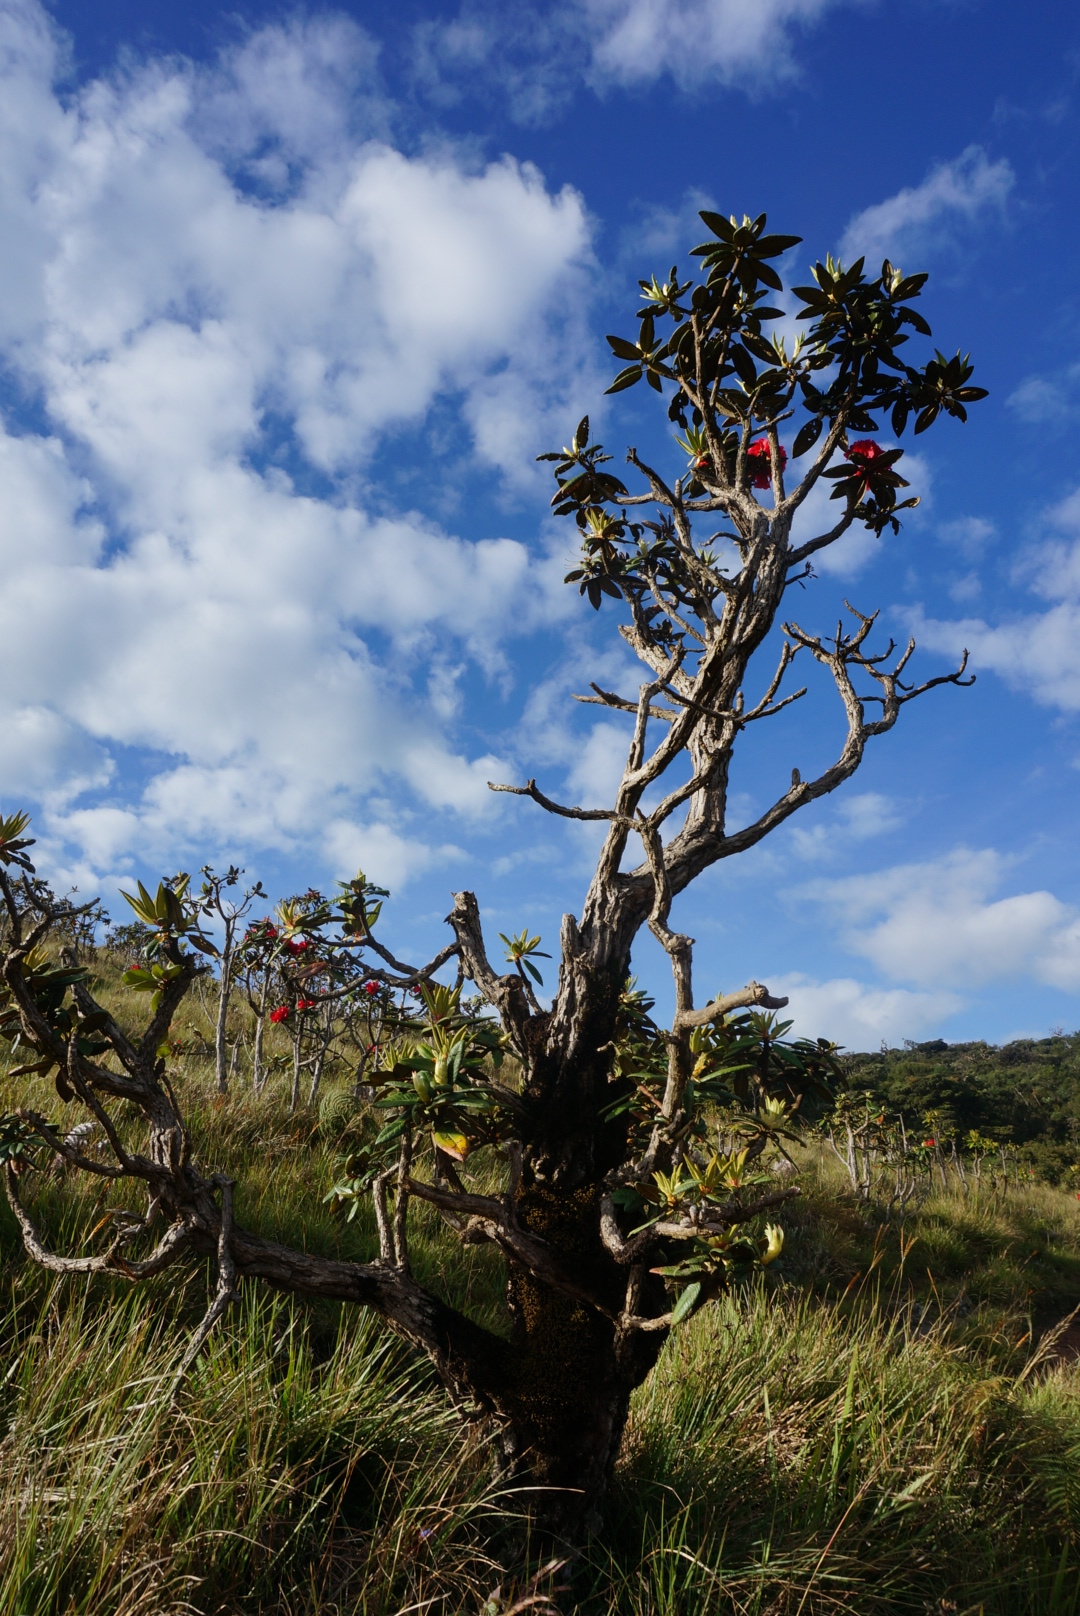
[4,956,1080,1613]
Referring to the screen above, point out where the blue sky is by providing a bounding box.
[2,0,1079,1049]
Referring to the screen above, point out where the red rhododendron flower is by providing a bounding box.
[296,997,316,1012]
[923,1138,936,1148]
[847,439,887,492]
[363,980,380,996]
[269,1005,290,1024]
[746,438,788,490]
[285,938,309,955]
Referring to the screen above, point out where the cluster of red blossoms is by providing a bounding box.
[694,437,886,496]
[923,1138,937,1149]
[746,438,788,490]
[846,438,886,491]
[363,980,380,996]
[691,440,789,490]
[269,996,317,1024]
[284,938,309,956]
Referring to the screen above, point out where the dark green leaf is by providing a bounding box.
[697,210,734,242]
[606,366,642,395]
[791,416,823,458]
[751,260,783,292]
[670,1281,702,1326]
[730,345,757,388]
[756,233,802,256]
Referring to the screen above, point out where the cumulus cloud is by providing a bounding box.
[911,487,1080,713]
[773,973,963,1049]
[0,2,596,885]
[914,603,1080,712]
[840,146,1013,267]
[788,472,884,575]
[799,848,1080,995]
[322,817,461,889]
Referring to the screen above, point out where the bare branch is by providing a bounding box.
[487,778,621,822]
[445,890,532,1048]
[372,1167,396,1263]
[170,1177,239,1401]
[346,904,461,983]
[5,1165,190,1278]
[19,1110,126,1178]
[675,981,790,1031]
[393,1126,413,1271]
[574,684,677,722]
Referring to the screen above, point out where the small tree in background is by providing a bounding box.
[191,867,265,1095]
[0,212,983,1536]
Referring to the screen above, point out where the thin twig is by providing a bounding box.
[169,1179,239,1403]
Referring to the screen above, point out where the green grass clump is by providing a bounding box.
[593,1287,1080,1614]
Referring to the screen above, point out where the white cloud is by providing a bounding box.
[800,848,1080,995]
[790,791,904,859]
[1007,365,1080,425]
[194,13,389,178]
[1025,487,1080,599]
[840,146,1013,267]
[914,602,1080,712]
[911,486,1080,712]
[939,515,994,557]
[948,571,982,604]
[789,473,882,575]
[774,973,963,1050]
[321,817,460,889]
[410,0,855,116]
[584,0,847,89]
[568,720,630,807]
[0,2,597,879]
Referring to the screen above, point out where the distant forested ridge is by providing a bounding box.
[844,1033,1080,1181]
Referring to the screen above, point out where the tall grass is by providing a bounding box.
[5,1024,1080,1611]
[4,1264,1080,1613]
[0,1276,510,1616]
[593,1286,1080,1614]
